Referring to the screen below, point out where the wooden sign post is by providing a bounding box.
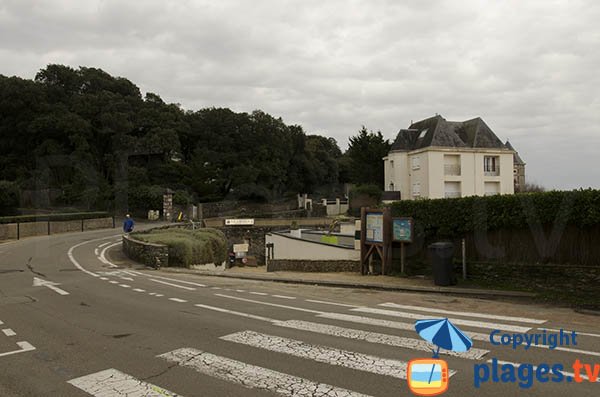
[360,207,392,275]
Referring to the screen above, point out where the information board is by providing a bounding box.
[365,212,384,243]
[393,218,413,243]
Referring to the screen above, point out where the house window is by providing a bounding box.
[389,182,395,191]
[484,156,500,176]
[444,182,461,198]
[444,154,461,176]
[411,156,420,170]
[485,181,500,196]
[412,182,421,197]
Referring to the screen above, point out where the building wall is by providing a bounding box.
[265,232,360,261]
[384,148,515,200]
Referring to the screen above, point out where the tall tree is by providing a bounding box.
[345,126,390,188]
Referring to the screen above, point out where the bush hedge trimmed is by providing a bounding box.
[0,211,110,224]
[133,227,227,267]
[390,189,600,238]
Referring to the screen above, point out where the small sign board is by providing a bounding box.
[365,212,384,243]
[225,218,255,226]
[233,243,249,253]
[393,218,413,243]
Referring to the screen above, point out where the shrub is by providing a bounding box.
[133,227,227,267]
[0,181,20,216]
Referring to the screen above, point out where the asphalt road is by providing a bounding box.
[0,228,599,396]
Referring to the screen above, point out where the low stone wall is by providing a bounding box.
[83,217,114,230]
[0,217,115,241]
[122,234,169,268]
[267,259,360,273]
[18,221,49,238]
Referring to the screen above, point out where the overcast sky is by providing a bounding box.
[1,0,599,189]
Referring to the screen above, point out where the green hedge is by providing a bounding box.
[133,227,227,267]
[390,189,600,238]
[0,211,110,224]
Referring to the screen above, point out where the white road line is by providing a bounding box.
[68,235,121,277]
[0,320,3,325]
[98,241,112,248]
[351,307,532,333]
[215,294,323,314]
[126,270,144,275]
[119,284,131,288]
[540,328,600,339]
[0,341,36,357]
[273,320,489,360]
[169,298,188,303]
[249,291,268,296]
[94,248,99,256]
[159,348,371,397]
[118,277,134,281]
[147,275,206,288]
[68,368,180,396]
[271,295,296,300]
[379,303,547,324]
[32,277,69,296]
[305,299,359,308]
[317,313,491,342]
[155,294,164,297]
[211,287,222,290]
[133,288,146,292]
[109,280,119,284]
[489,359,600,382]
[235,289,246,293]
[2,329,16,337]
[194,304,276,322]
[99,277,108,281]
[149,279,196,291]
[98,242,121,268]
[221,331,451,380]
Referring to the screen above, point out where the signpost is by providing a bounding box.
[393,217,414,274]
[225,219,255,226]
[360,207,392,275]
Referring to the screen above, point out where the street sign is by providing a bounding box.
[233,243,249,253]
[225,219,255,226]
[365,212,384,243]
[393,218,413,243]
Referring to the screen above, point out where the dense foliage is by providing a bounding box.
[0,64,365,213]
[390,189,600,238]
[134,227,227,267]
[345,126,390,189]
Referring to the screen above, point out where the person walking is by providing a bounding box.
[123,214,135,233]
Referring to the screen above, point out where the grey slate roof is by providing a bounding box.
[504,140,526,165]
[390,115,509,152]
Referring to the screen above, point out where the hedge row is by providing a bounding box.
[390,189,600,238]
[133,227,227,267]
[0,211,110,224]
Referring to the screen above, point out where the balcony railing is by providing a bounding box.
[444,164,461,176]
[484,170,500,177]
[444,191,461,198]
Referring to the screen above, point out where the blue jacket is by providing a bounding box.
[123,218,135,232]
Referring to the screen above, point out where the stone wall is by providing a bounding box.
[0,217,115,241]
[122,234,169,268]
[0,224,18,240]
[267,259,360,272]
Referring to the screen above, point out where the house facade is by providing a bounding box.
[383,115,518,200]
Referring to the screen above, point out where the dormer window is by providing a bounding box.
[417,129,428,139]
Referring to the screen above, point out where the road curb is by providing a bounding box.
[158,268,537,299]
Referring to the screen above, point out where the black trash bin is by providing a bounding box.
[429,242,455,286]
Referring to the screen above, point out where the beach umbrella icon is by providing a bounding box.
[414,318,473,384]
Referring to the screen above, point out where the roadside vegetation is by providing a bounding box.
[133,227,227,268]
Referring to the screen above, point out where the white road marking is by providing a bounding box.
[194,304,276,322]
[68,235,121,277]
[489,359,600,382]
[159,348,371,397]
[98,242,121,268]
[351,307,532,333]
[126,270,144,276]
[169,298,188,303]
[211,287,222,290]
[271,295,296,300]
[317,313,491,342]
[147,275,206,287]
[221,331,450,380]
[155,294,164,297]
[0,320,3,325]
[119,284,131,288]
[248,291,268,296]
[68,368,179,396]
[109,280,119,284]
[118,277,134,281]
[235,289,246,293]
[94,248,99,256]
[273,320,489,360]
[32,277,69,296]
[2,329,16,337]
[379,303,547,324]
[0,341,36,357]
[98,241,112,248]
[215,294,323,314]
[305,299,358,308]
[133,288,146,292]
[99,277,108,281]
[540,328,600,339]
[149,279,196,291]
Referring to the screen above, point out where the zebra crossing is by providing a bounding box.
[66,298,566,396]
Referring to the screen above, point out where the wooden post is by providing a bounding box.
[462,238,467,280]
[360,207,367,275]
[17,222,20,240]
[401,242,405,275]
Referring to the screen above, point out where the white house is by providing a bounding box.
[383,115,519,201]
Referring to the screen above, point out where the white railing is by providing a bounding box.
[444,164,461,176]
[484,170,500,177]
